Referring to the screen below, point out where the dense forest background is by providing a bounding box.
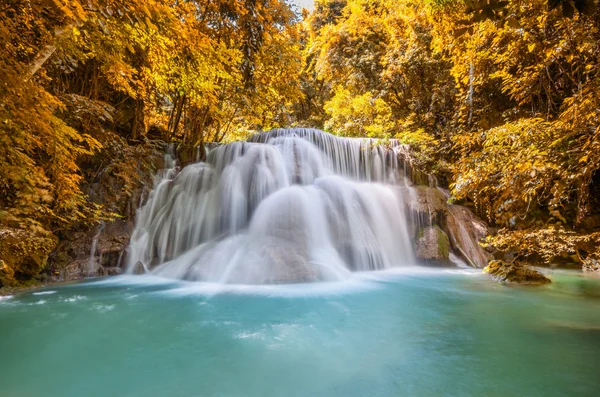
[1,0,600,287]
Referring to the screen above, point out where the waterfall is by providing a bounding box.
[126,128,416,284]
[88,221,105,275]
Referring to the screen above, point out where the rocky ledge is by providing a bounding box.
[484,260,551,285]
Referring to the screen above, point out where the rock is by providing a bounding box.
[54,219,131,280]
[396,148,432,186]
[133,261,146,275]
[176,144,197,167]
[415,225,450,263]
[582,258,600,273]
[60,258,102,279]
[446,205,492,268]
[484,260,551,285]
[398,187,493,269]
[99,267,123,276]
[399,186,448,228]
[0,228,57,287]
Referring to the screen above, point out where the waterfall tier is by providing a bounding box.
[127,128,416,284]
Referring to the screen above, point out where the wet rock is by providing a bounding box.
[52,219,131,280]
[446,205,492,268]
[484,260,551,285]
[133,261,146,275]
[175,235,324,284]
[233,244,319,284]
[415,225,450,263]
[99,267,123,276]
[398,186,448,229]
[395,147,433,186]
[61,259,96,280]
[176,144,197,167]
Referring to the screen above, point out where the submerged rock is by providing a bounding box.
[484,260,551,285]
[415,225,450,263]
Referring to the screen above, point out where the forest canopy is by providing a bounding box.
[304,0,600,265]
[1,0,600,286]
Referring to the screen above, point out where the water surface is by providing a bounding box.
[1,268,599,397]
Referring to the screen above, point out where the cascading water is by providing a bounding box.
[88,221,105,275]
[126,128,416,284]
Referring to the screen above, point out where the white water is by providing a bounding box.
[87,221,104,275]
[126,128,416,284]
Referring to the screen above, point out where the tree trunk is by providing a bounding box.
[131,99,146,140]
[26,25,74,79]
[576,176,592,227]
[467,59,474,128]
[169,95,186,141]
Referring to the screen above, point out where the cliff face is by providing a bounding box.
[0,229,57,288]
[0,140,164,292]
[446,205,492,268]
[48,145,166,281]
[398,185,491,267]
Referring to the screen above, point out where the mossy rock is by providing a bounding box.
[484,260,551,285]
[399,186,449,231]
[437,227,450,259]
[415,225,450,262]
[176,144,197,167]
[0,259,16,287]
[0,228,57,287]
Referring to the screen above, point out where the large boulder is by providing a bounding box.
[415,225,450,263]
[0,228,57,287]
[398,186,448,229]
[446,205,492,268]
[132,261,146,275]
[484,260,551,285]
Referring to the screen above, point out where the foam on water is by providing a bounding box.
[74,267,483,299]
[60,295,88,303]
[32,290,57,295]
